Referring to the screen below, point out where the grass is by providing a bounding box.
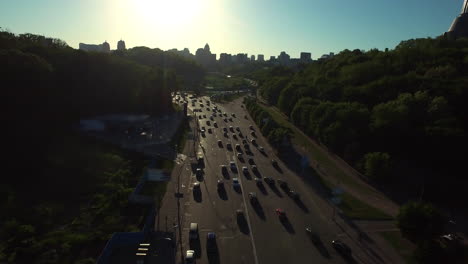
[380,231,416,264]
[338,193,393,220]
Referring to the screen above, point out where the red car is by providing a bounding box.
[275,208,286,218]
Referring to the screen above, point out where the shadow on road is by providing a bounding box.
[189,238,201,258]
[237,214,250,235]
[252,204,266,221]
[268,184,283,197]
[207,251,220,264]
[280,218,295,234]
[218,188,228,200]
[193,190,202,203]
[294,198,309,213]
[257,184,268,195]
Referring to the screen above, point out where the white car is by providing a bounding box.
[186,250,195,263]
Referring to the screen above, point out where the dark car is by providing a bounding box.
[206,232,217,254]
[264,177,275,185]
[332,240,352,258]
[217,180,224,189]
[306,227,321,244]
[272,159,278,167]
[275,208,286,219]
[288,190,300,200]
[248,158,255,165]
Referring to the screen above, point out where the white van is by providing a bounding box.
[189,223,199,240]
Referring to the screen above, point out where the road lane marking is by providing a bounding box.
[234,148,260,264]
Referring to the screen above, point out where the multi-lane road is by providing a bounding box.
[167,94,382,264]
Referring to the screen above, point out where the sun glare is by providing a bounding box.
[133,0,205,29]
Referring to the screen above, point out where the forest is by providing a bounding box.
[255,37,468,205]
[0,29,203,263]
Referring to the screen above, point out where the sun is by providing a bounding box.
[133,0,205,29]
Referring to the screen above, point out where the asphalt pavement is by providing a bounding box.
[159,94,392,264]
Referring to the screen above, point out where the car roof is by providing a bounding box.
[207,232,216,239]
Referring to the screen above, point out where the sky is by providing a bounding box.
[0,0,464,59]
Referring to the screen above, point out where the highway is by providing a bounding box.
[170,94,379,264]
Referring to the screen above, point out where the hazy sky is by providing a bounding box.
[0,0,463,59]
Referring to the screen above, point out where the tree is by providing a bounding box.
[363,152,391,181]
[397,201,444,243]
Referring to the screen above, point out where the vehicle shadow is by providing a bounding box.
[237,215,250,234]
[252,204,266,221]
[243,172,252,180]
[314,242,331,259]
[268,184,283,197]
[222,172,231,180]
[189,238,202,258]
[258,184,269,195]
[193,190,202,203]
[280,218,295,234]
[207,251,220,264]
[218,188,228,200]
[294,198,309,213]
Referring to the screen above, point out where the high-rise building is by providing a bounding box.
[219,53,232,66]
[300,52,312,63]
[79,41,110,53]
[446,0,468,39]
[196,43,216,68]
[278,51,290,66]
[117,40,126,50]
[250,55,255,61]
[257,54,264,62]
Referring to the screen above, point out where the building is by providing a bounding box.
[219,53,232,66]
[79,41,110,53]
[195,43,216,68]
[446,0,468,39]
[236,53,248,64]
[300,52,312,63]
[278,51,290,66]
[250,55,255,61]
[257,54,264,62]
[117,40,126,51]
[269,56,276,62]
[320,52,335,60]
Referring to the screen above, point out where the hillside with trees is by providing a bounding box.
[256,37,468,206]
[0,29,201,263]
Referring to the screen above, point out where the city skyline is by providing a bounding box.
[0,0,463,59]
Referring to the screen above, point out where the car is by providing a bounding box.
[227,143,232,150]
[185,250,196,264]
[213,122,218,127]
[236,209,244,217]
[249,192,258,203]
[201,126,205,131]
[189,223,199,240]
[221,165,228,174]
[193,182,201,191]
[277,179,288,189]
[223,113,228,117]
[251,165,258,173]
[206,120,211,125]
[217,180,224,189]
[272,159,278,166]
[264,177,275,185]
[238,131,243,137]
[207,128,212,133]
[235,126,240,131]
[218,140,223,147]
[249,125,254,130]
[242,166,248,174]
[275,208,286,218]
[223,127,228,132]
[259,146,265,153]
[196,168,203,177]
[235,144,241,151]
[251,139,256,145]
[232,178,240,188]
[224,132,229,137]
[230,161,237,171]
[197,156,204,165]
[206,232,217,253]
[229,126,234,131]
[248,158,255,165]
[289,190,300,199]
[228,117,233,122]
[242,139,248,145]
[223,118,228,122]
[232,113,236,117]
[306,227,321,244]
[255,177,263,186]
[250,131,256,137]
[237,153,243,160]
[244,143,250,150]
[232,134,238,140]
[332,240,352,257]
[203,114,206,118]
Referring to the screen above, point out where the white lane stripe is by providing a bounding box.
[234,148,260,264]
